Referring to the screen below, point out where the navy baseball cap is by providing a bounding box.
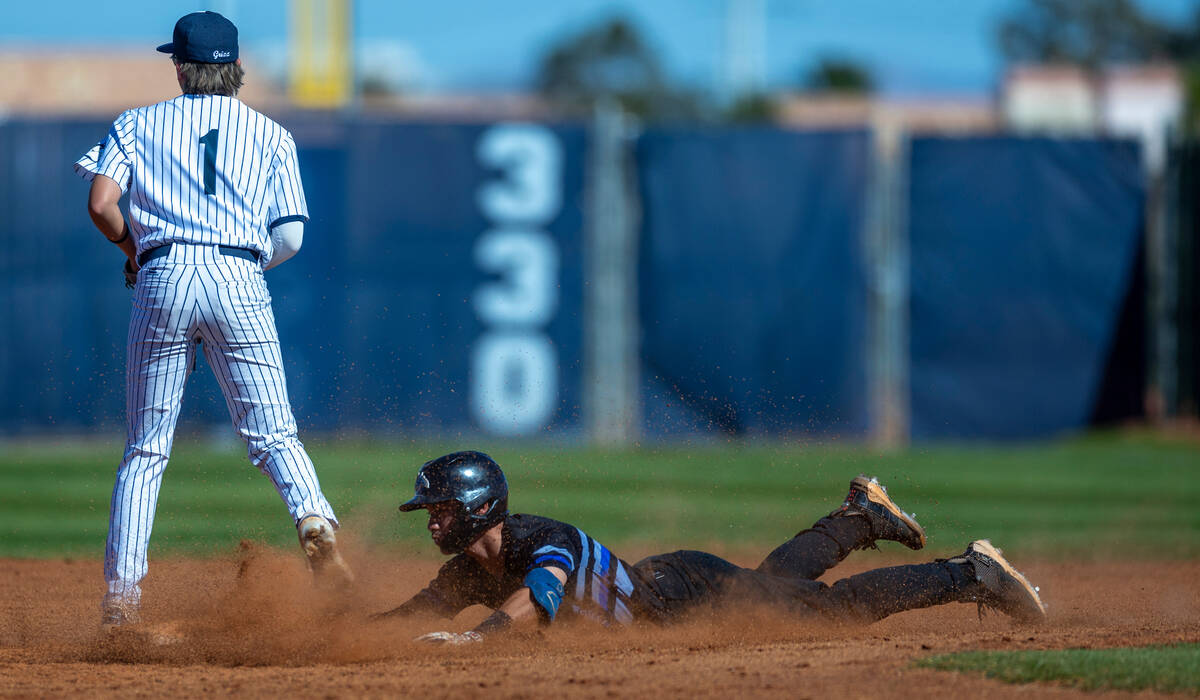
[156,11,239,64]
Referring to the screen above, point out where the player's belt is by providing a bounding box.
[138,244,259,266]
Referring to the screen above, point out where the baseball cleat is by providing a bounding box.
[297,514,356,586]
[951,539,1047,623]
[833,475,926,550]
[100,599,142,630]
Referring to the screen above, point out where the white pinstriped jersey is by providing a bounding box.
[74,91,336,611]
[75,94,307,258]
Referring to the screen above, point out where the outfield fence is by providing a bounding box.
[1,112,1188,443]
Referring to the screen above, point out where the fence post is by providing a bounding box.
[1147,139,1178,421]
[584,101,640,444]
[1176,143,1200,417]
[867,116,910,447]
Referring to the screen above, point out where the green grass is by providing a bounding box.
[1,430,1197,559]
[917,644,1200,694]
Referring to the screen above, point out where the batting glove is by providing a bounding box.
[414,630,484,645]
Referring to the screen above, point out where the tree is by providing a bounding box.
[534,17,701,120]
[724,92,777,123]
[1163,5,1200,132]
[997,0,1168,69]
[803,58,875,94]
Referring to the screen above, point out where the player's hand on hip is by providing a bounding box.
[414,630,483,645]
[123,258,139,289]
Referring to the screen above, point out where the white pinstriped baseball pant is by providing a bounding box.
[105,243,337,607]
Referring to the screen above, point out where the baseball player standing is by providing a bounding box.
[74,11,353,629]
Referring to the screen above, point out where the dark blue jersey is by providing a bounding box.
[395,513,657,626]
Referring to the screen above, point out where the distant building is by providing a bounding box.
[0,48,284,116]
[0,49,547,122]
[774,63,1182,175]
[359,92,552,121]
[775,93,999,135]
[1001,63,1183,173]
[1001,65,1096,132]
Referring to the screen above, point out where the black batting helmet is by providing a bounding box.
[400,451,508,554]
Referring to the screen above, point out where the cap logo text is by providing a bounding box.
[212,50,232,59]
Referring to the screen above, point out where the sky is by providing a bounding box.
[3,0,1198,97]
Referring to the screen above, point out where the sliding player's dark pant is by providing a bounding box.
[632,515,976,623]
[757,511,874,579]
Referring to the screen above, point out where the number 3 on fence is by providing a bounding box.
[471,124,564,435]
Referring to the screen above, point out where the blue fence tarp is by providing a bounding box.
[0,118,587,438]
[0,119,1149,442]
[908,137,1145,440]
[636,128,871,436]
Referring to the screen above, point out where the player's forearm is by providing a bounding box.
[461,578,559,639]
[410,587,540,645]
[495,586,539,623]
[90,205,137,263]
[417,598,522,644]
[88,199,126,239]
[371,588,456,621]
[88,176,137,262]
[482,566,568,632]
[114,230,137,262]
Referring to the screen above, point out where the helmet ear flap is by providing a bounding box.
[467,496,506,521]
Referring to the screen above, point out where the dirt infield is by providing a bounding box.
[2,547,1197,698]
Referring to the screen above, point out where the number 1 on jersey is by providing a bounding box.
[199,128,219,195]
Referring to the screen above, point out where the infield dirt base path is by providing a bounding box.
[2,548,1197,698]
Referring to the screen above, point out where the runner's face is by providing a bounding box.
[426,502,459,548]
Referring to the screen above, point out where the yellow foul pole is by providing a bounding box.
[289,0,352,108]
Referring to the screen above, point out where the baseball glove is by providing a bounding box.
[123,259,137,289]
